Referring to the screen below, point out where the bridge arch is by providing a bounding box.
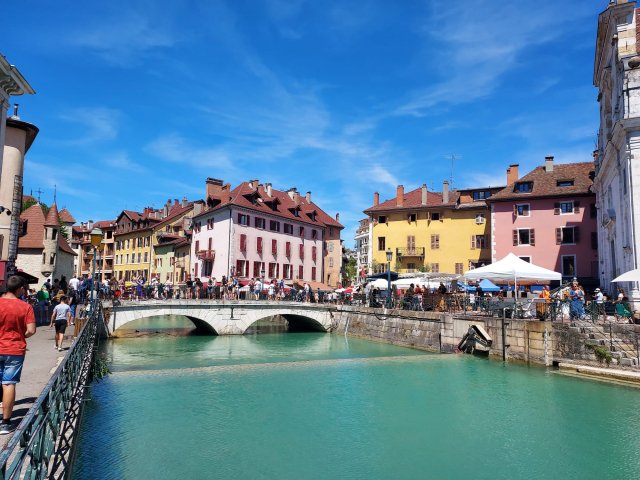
[111,313,218,335]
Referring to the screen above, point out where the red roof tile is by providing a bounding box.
[198,182,343,229]
[57,235,77,256]
[18,204,46,249]
[58,208,76,224]
[488,162,595,202]
[44,203,59,227]
[364,188,458,213]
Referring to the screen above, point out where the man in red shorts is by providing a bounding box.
[0,276,36,434]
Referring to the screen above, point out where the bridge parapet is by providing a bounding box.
[109,300,338,335]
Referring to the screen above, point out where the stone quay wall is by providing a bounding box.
[333,306,599,366]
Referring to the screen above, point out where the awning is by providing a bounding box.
[16,269,39,285]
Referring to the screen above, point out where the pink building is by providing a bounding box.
[190,178,343,287]
[488,157,598,284]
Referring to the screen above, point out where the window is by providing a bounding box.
[311,267,316,281]
[299,244,305,260]
[144,252,148,262]
[329,258,334,267]
[407,263,415,272]
[514,204,530,217]
[298,265,304,279]
[475,213,486,224]
[562,256,576,277]
[514,182,533,193]
[471,235,487,249]
[269,220,280,232]
[285,241,291,257]
[269,262,279,278]
[253,261,265,278]
[556,180,574,187]
[240,234,247,253]
[430,212,441,221]
[238,213,250,226]
[556,226,579,244]
[195,240,200,252]
[378,237,386,251]
[513,229,535,246]
[257,237,263,254]
[378,215,387,223]
[42,252,46,264]
[284,223,293,235]
[430,263,439,273]
[271,239,278,256]
[555,201,579,215]
[194,222,201,233]
[283,264,292,280]
[206,218,214,230]
[472,191,491,201]
[52,229,57,240]
[408,213,417,222]
[430,235,440,249]
[299,227,305,238]
[519,256,531,263]
[137,253,141,263]
[328,243,334,252]
[312,230,318,239]
[455,263,464,275]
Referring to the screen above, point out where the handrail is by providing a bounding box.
[0,299,103,479]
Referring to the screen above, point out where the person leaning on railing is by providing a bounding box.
[0,276,37,435]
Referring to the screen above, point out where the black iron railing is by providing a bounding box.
[0,300,105,479]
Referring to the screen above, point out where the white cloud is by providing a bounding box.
[370,164,400,188]
[57,107,121,145]
[145,134,234,173]
[104,152,147,173]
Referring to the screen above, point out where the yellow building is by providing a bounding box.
[114,199,202,282]
[364,182,502,274]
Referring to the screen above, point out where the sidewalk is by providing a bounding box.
[558,362,640,386]
[0,325,70,448]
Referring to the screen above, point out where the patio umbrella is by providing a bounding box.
[612,268,640,282]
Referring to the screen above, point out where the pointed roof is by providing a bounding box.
[18,204,46,249]
[44,203,59,227]
[57,235,77,256]
[58,208,76,224]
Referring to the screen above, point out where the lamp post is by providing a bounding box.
[89,227,103,309]
[386,249,393,308]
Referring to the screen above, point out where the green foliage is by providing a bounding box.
[418,264,430,273]
[21,198,49,216]
[371,260,382,274]
[92,353,111,381]
[343,256,357,284]
[586,343,612,367]
[59,217,70,240]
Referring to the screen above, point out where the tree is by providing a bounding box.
[59,217,70,241]
[343,257,357,285]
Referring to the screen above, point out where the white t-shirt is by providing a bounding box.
[68,278,79,291]
[595,292,604,304]
[53,303,70,321]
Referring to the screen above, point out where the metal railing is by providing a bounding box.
[0,300,104,479]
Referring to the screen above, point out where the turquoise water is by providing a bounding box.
[73,325,640,479]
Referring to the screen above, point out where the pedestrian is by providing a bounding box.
[594,288,605,322]
[0,276,36,434]
[50,295,71,351]
[569,280,585,320]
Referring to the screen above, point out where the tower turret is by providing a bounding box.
[42,202,59,277]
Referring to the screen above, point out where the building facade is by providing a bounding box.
[364,182,500,275]
[190,178,343,287]
[593,0,640,305]
[354,218,372,279]
[489,158,598,284]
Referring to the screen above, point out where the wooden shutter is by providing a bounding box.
[257,237,263,254]
[286,241,291,257]
[573,201,580,214]
[554,203,560,215]
[513,205,518,215]
[574,226,580,243]
[530,229,535,246]
[240,234,247,252]
[299,244,305,259]
[272,239,277,255]
[312,246,317,262]
[512,230,518,246]
[471,235,476,249]
[195,240,200,252]
[556,228,562,245]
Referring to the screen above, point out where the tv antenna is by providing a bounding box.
[444,154,462,187]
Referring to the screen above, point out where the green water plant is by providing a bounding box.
[92,354,111,381]
[586,343,612,367]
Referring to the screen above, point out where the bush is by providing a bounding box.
[586,343,612,366]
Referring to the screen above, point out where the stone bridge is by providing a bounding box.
[107,300,338,335]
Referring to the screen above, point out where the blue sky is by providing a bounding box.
[4,0,604,243]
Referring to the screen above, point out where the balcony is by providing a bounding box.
[196,249,215,261]
[396,247,425,258]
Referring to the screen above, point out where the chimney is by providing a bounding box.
[442,181,449,204]
[421,184,427,206]
[222,183,231,203]
[206,177,224,199]
[506,164,519,185]
[544,156,554,173]
[306,191,311,203]
[249,179,259,190]
[87,220,94,231]
[174,199,179,206]
[593,150,599,162]
[182,197,188,208]
[396,185,404,207]
[287,188,298,203]
[335,213,340,222]
[265,183,272,197]
[374,192,379,206]
[193,202,203,216]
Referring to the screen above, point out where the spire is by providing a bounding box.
[45,202,59,227]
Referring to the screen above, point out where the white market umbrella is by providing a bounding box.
[464,253,561,300]
[612,268,640,282]
[368,278,390,289]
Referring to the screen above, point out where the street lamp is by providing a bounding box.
[386,249,393,308]
[89,227,103,309]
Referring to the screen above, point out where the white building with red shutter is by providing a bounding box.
[190,178,343,287]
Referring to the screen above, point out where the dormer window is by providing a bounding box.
[472,191,491,201]
[557,180,574,187]
[408,213,417,222]
[378,215,387,224]
[514,182,533,193]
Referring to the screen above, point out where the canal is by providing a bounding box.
[72,316,640,479]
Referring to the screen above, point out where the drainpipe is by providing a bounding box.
[227,208,232,277]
